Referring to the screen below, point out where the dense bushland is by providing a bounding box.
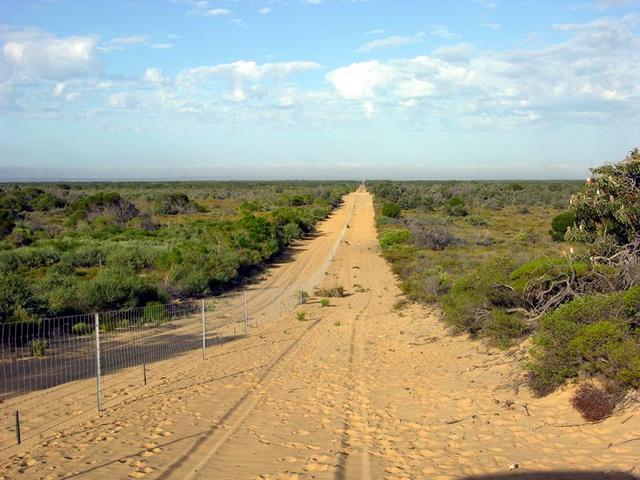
[0,181,355,322]
[373,155,640,406]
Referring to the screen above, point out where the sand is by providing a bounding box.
[1,189,638,480]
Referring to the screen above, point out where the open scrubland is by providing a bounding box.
[370,150,640,422]
[1,185,638,479]
[1,167,639,479]
[0,181,356,321]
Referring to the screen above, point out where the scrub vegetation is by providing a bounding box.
[0,181,356,323]
[372,149,640,413]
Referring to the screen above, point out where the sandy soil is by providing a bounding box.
[1,189,638,480]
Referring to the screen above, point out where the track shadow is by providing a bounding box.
[462,472,638,480]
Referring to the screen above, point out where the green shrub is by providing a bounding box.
[381,202,401,218]
[0,273,40,322]
[465,215,488,227]
[527,291,640,395]
[320,298,331,307]
[30,338,48,357]
[297,311,307,321]
[71,322,91,335]
[379,229,411,250]
[482,309,528,348]
[442,258,520,335]
[550,211,575,241]
[78,268,157,311]
[142,301,169,324]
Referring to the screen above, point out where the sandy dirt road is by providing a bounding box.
[2,189,639,480]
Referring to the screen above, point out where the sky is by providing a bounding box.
[0,0,639,180]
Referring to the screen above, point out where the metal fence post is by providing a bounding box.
[15,410,21,445]
[94,313,103,412]
[201,299,206,360]
[243,290,248,336]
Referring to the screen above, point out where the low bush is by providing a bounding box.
[71,322,91,335]
[379,229,411,250]
[570,383,616,421]
[78,268,158,311]
[446,197,469,217]
[320,298,331,307]
[465,215,488,227]
[315,286,345,298]
[409,223,462,250]
[381,202,401,218]
[527,290,640,395]
[142,301,169,324]
[297,311,307,321]
[30,338,48,357]
[550,211,575,241]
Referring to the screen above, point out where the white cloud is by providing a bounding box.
[108,92,137,108]
[427,25,460,40]
[596,0,638,8]
[326,61,392,99]
[259,7,273,14]
[357,33,424,53]
[327,16,640,121]
[99,35,149,52]
[1,27,100,80]
[176,60,321,102]
[144,67,167,84]
[475,0,498,9]
[151,43,173,49]
[204,8,232,16]
[52,82,65,96]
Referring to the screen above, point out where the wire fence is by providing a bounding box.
[0,201,354,450]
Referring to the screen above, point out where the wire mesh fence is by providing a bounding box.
[0,201,354,450]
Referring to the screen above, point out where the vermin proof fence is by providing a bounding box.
[0,202,353,451]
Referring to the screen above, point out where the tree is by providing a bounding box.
[568,148,640,245]
[568,148,640,288]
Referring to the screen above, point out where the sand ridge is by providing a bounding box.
[1,189,639,479]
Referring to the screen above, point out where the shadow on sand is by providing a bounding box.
[462,472,638,480]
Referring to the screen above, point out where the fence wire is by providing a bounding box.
[0,201,353,449]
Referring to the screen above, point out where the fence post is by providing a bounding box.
[143,363,147,386]
[201,299,206,360]
[94,313,103,412]
[243,290,248,336]
[15,410,21,445]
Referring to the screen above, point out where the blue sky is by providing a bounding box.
[1,0,639,180]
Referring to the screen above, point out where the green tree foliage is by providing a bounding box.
[0,182,355,320]
[568,148,640,245]
[381,202,401,218]
[549,211,575,241]
[154,192,206,215]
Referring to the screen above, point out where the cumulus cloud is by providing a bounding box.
[1,27,100,80]
[327,15,640,122]
[326,60,392,99]
[144,67,167,84]
[176,60,321,101]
